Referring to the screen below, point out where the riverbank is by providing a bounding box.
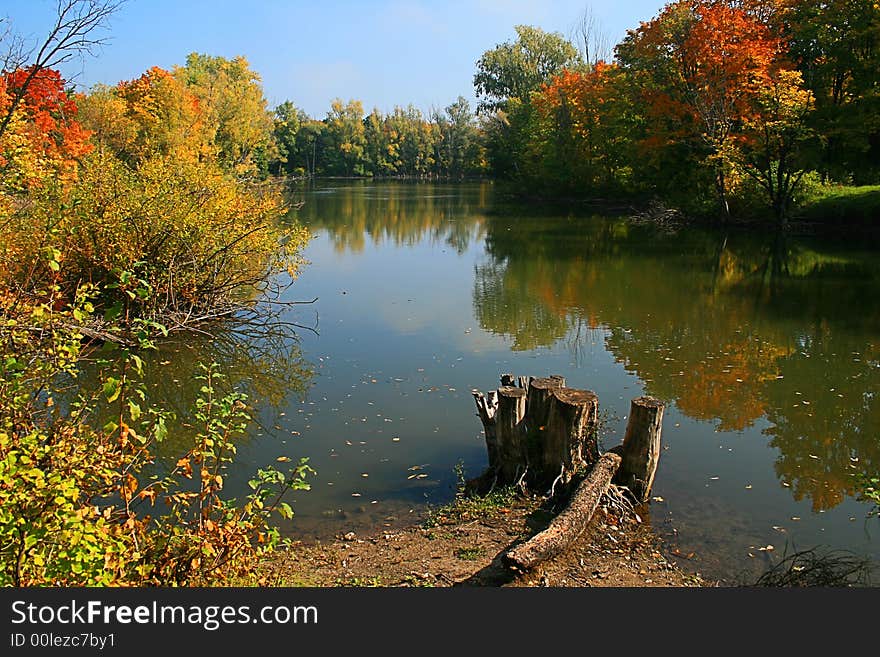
[491,182,880,236]
[793,185,880,226]
[264,489,711,588]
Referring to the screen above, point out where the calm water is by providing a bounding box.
[145,181,880,583]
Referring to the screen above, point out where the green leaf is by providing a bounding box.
[104,302,122,322]
[103,377,121,403]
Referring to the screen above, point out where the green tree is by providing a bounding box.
[272,100,309,176]
[473,25,581,113]
[783,0,880,183]
[323,99,366,176]
[432,96,484,178]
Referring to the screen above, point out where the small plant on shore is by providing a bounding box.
[455,547,486,561]
[425,485,521,528]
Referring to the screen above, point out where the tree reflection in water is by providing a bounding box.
[474,212,880,512]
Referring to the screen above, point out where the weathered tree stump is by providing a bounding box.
[472,373,597,488]
[524,376,565,432]
[470,374,667,571]
[538,388,599,489]
[495,386,527,483]
[504,451,622,571]
[613,396,664,503]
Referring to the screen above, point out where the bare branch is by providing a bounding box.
[0,0,124,140]
[569,5,612,68]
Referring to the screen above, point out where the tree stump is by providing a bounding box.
[472,374,597,488]
[614,396,664,502]
[538,388,599,489]
[495,386,527,483]
[524,376,565,432]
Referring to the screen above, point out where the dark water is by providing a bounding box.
[143,181,880,583]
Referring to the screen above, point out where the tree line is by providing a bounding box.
[474,1,880,224]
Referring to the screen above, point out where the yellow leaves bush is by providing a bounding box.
[0,301,312,587]
[2,151,307,329]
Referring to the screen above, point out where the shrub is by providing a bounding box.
[0,288,312,586]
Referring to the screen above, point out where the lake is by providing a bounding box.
[145,180,880,583]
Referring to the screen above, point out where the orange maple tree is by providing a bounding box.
[0,67,92,190]
[622,1,784,217]
[533,62,630,189]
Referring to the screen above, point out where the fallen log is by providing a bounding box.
[504,451,622,571]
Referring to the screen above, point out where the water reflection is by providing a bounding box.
[80,326,314,461]
[474,212,880,513]
[289,180,489,254]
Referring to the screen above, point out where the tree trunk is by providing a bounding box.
[614,396,664,502]
[504,451,622,571]
[536,388,598,489]
[495,386,528,484]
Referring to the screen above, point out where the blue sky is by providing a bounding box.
[7,0,666,117]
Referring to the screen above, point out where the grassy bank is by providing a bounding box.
[794,185,880,225]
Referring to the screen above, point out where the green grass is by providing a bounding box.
[335,576,385,587]
[795,185,880,224]
[424,486,521,528]
[455,547,487,561]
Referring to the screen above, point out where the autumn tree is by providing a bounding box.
[384,105,437,177]
[531,63,635,193]
[738,68,817,223]
[85,66,209,165]
[178,53,275,177]
[362,108,396,176]
[0,0,121,143]
[618,1,783,219]
[0,67,92,191]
